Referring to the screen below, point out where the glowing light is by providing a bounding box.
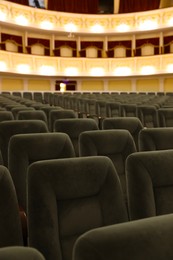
[64,67,78,76]
[114,67,132,76]
[90,23,104,33]
[0,10,7,21]
[168,17,173,26]
[15,15,28,26]
[39,66,56,75]
[60,83,66,93]
[139,20,158,31]
[116,23,130,32]
[64,23,77,32]
[166,64,173,73]
[16,64,31,74]
[0,61,7,71]
[40,20,53,30]
[140,66,156,75]
[90,67,105,76]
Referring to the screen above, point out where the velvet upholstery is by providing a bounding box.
[17,110,47,124]
[73,214,173,260]
[0,120,48,167]
[158,108,173,127]
[0,246,45,260]
[0,166,23,247]
[49,109,77,132]
[126,150,173,220]
[137,105,159,128]
[103,117,143,151]
[9,132,75,211]
[27,156,128,260]
[79,129,136,197]
[0,111,14,122]
[11,107,35,119]
[139,127,173,151]
[54,118,99,156]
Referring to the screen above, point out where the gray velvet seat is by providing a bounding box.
[0,166,23,247]
[11,107,35,119]
[0,111,14,122]
[0,247,45,260]
[17,110,47,125]
[9,132,75,212]
[126,150,173,220]
[79,129,136,198]
[103,117,143,151]
[158,108,173,127]
[139,127,173,151]
[49,109,77,132]
[54,118,99,156]
[0,120,48,167]
[73,214,173,260]
[27,156,128,260]
[137,105,159,128]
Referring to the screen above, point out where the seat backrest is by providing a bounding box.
[49,109,77,132]
[17,110,47,124]
[54,118,99,156]
[0,246,45,260]
[137,105,159,128]
[73,213,173,260]
[139,127,173,151]
[158,108,173,127]
[79,129,136,198]
[0,111,14,122]
[9,132,75,211]
[11,107,35,119]
[27,156,128,260]
[126,150,173,220]
[0,166,23,247]
[103,117,143,151]
[0,120,48,167]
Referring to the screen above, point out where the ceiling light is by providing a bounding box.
[15,15,28,26]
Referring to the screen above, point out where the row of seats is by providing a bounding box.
[1,149,173,260]
[2,92,173,129]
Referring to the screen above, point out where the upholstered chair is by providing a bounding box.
[73,214,173,260]
[49,109,77,132]
[0,111,14,122]
[54,118,99,156]
[79,129,136,199]
[158,108,173,127]
[11,107,35,119]
[103,117,143,151]
[0,247,45,260]
[0,120,48,167]
[17,110,47,125]
[9,132,75,212]
[137,105,159,128]
[126,150,173,220]
[0,166,23,247]
[139,127,173,151]
[27,156,129,260]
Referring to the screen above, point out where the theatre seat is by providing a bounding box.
[9,132,75,212]
[73,214,173,260]
[54,118,99,156]
[0,166,23,247]
[27,156,128,260]
[79,129,136,199]
[0,120,48,167]
[126,150,173,220]
[0,247,45,260]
